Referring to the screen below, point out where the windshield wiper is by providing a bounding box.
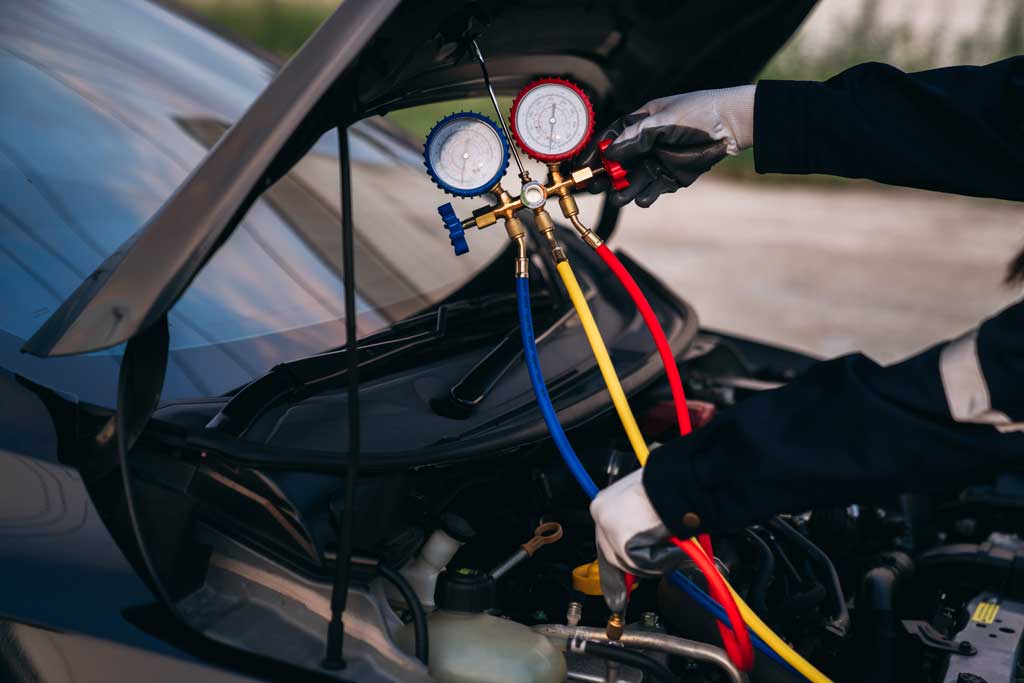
[208,292,541,436]
[439,303,577,417]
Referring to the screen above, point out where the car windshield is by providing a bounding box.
[0,1,506,407]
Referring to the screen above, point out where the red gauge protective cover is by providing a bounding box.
[509,77,595,163]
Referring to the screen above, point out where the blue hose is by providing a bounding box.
[516,276,795,675]
[668,572,790,669]
[517,277,600,499]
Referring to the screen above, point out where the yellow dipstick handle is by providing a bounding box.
[557,259,832,682]
[556,260,650,464]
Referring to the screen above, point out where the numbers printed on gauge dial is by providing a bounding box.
[510,78,595,162]
[424,113,510,197]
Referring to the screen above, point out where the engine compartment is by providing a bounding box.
[70,330,1024,683]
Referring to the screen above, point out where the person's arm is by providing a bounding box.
[593,298,1024,575]
[582,57,1024,207]
[757,58,1024,201]
[645,298,1024,541]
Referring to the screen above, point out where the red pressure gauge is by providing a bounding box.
[509,78,595,162]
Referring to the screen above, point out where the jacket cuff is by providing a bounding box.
[642,438,715,539]
[753,80,813,175]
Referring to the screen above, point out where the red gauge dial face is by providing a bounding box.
[509,78,595,162]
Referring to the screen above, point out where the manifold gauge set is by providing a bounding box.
[424,78,594,198]
[418,48,778,679]
[422,75,627,256]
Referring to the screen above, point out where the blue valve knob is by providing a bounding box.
[439,203,469,256]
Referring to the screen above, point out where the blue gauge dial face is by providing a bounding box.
[425,114,508,196]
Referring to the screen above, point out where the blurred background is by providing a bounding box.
[184,0,1023,364]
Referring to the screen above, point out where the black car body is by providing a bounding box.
[3,2,1021,682]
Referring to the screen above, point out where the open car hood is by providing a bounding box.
[24,0,816,358]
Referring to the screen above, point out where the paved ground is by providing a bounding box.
[593,178,1023,364]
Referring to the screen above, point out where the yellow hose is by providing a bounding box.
[556,260,650,464]
[691,538,833,683]
[556,258,833,683]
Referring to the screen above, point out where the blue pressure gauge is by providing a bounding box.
[424,112,510,198]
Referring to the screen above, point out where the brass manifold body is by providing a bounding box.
[467,163,607,263]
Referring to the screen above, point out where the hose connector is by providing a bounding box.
[533,207,567,263]
[513,235,529,279]
[566,601,583,627]
[569,215,603,249]
[606,612,625,642]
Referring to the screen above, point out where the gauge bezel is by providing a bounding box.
[423,111,510,198]
[509,77,595,163]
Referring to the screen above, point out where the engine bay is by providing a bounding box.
[12,2,1023,682]
[74,329,1024,683]
[71,66,1024,681]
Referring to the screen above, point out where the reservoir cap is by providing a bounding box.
[435,568,496,613]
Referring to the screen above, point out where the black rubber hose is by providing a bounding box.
[745,529,776,614]
[582,642,677,683]
[376,564,429,666]
[917,542,1024,596]
[856,552,913,683]
[768,517,850,636]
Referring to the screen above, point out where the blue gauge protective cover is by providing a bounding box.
[423,112,510,198]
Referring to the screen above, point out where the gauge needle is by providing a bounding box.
[459,139,470,182]
[548,103,557,150]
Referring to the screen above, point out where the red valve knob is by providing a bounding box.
[598,139,629,191]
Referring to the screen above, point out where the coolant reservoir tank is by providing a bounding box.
[396,513,475,609]
[395,569,566,683]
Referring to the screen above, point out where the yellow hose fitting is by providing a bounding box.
[533,207,555,234]
[606,613,625,642]
[533,208,566,263]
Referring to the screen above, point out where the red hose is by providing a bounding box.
[673,536,755,671]
[595,244,692,435]
[595,243,754,671]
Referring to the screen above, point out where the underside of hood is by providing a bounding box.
[357,0,818,124]
[25,0,816,358]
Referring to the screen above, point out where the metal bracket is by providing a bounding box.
[903,620,977,656]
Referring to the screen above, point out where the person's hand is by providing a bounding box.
[577,85,755,207]
[590,469,684,612]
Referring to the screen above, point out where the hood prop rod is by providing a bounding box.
[323,119,362,671]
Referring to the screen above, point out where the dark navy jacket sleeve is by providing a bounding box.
[644,300,1024,540]
[753,58,1024,201]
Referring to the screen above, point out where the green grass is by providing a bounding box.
[385,97,514,142]
[183,0,331,57]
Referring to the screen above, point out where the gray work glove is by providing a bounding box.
[578,85,756,207]
[590,469,683,613]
